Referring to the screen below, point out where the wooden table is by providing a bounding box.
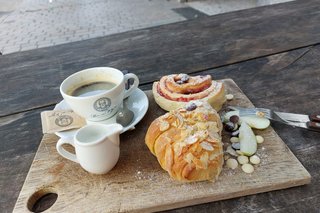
[1,0,320,212]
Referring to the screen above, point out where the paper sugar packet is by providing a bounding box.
[41,110,86,134]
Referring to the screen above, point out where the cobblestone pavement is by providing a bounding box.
[0,0,186,54]
[187,0,294,16]
[0,0,293,55]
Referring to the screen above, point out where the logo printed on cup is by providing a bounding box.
[94,97,111,112]
[91,106,117,119]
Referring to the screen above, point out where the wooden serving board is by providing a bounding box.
[13,79,311,213]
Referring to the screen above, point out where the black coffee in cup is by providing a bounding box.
[70,81,117,97]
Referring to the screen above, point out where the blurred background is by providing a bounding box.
[0,0,293,55]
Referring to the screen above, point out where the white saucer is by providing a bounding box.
[54,88,149,140]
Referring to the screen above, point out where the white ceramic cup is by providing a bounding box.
[56,123,123,174]
[60,67,139,122]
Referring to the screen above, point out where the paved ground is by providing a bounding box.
[0,0,293,55]
[188,0,293,16]
[0,0,186,54]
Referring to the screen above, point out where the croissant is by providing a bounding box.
[153,74,226,112]
[145,101,224,182]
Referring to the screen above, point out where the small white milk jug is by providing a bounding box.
[56,123,123,174]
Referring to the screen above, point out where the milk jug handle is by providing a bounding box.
[56,139,79,163]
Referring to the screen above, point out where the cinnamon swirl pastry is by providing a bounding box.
[145,101,224,182]
[153,74,226,111]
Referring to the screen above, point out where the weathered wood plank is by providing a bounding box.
[0,107,53,212]
[2,0,320,116]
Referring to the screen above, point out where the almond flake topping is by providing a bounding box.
[200,152,209,169]
[185,135,198,145]
[179,108,187,113]
[208,121,219,133]
[192,100,204,107]
[195,130,208,138]
[174,113,184,127]
[200,142,214,151]
[159,121,170,131]
[208,131,220,141]
[184,153,194,164]
[162,113,170,119]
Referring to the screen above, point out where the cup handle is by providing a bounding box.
[123,73,139,99]
[56,138,79,163]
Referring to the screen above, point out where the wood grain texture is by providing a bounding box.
[3,45,320,213]
[2,0,320,116]
[0,106,53,213]
[13,81,310,213]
